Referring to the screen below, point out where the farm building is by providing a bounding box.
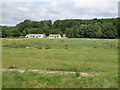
[63,34,67,38]
[48,34,62,38]
[25,34,45,38]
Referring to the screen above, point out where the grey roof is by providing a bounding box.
[49,34,61,37]
[26,34,45,36]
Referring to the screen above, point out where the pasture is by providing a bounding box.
[2,38,118,88]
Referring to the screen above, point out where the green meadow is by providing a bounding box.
[2,38,118,88]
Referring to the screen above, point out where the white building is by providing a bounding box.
[48,34,62,38]
[25,34,45,38]
[63,34,67,38]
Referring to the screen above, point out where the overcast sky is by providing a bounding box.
[1,0,119,26]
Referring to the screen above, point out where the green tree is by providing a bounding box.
[2,26,13,38]
[12,28,21,37]
[101,22,117,38]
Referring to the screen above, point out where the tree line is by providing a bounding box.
[1,18,119,39]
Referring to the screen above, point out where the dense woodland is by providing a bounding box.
[1,18,119,39]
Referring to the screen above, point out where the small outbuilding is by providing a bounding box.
[63,34,67,38]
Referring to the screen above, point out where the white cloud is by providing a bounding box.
[73,0,118,17]
[1,0,119,26]
[17,7,29,12]
[2,0,35,2]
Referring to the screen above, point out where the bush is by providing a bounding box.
[75,71,80,78]
[45,46,51,49]
[64,44,69,49]
[8,65,17,69]
[36,45,43,49]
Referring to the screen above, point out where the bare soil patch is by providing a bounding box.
[0,68,97,77]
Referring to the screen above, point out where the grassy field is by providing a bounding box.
[2,38,118,88]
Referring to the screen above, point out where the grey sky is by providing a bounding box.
[1,0,119,26]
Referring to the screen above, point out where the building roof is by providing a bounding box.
[49,34,61,37]
[26,34,45,36]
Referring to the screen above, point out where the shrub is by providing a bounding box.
[65,47,68,49]
[45,46,51,49]
[64,44,69,49]
[64,44,69,47]
[61,40,64,42]
[36,45,43,49]
[8,65,17,69]
[75,71,80,78]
